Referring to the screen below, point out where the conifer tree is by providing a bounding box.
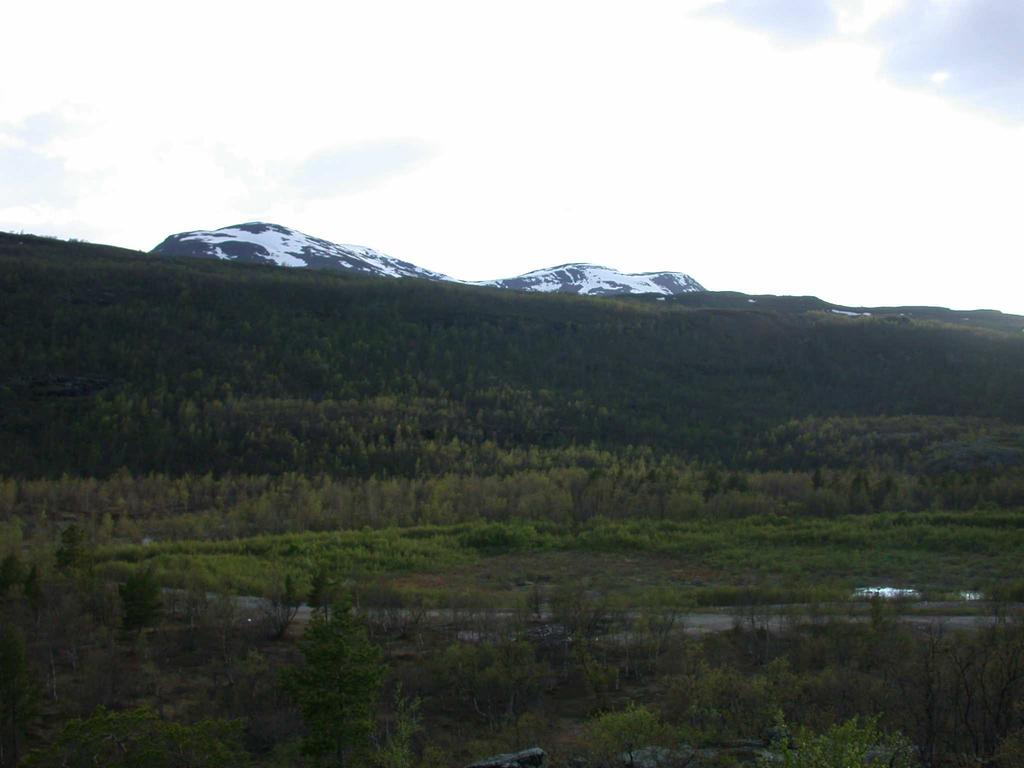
[280,599,383,766]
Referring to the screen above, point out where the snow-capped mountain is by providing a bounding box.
[152,222,704,296]
[476,263,704,296]
[152,222,451,281]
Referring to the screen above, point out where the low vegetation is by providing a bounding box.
[1,233,1023,765]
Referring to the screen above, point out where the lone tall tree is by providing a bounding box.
[280,599,383,767]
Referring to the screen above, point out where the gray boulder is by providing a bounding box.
[619,745,682,767]
[466,747,547,768]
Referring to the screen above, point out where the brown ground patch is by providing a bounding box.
[386,550,726,606]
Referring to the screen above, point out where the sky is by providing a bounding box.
[2,0,1023,313]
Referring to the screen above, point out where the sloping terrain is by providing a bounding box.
[152,222,705,296]
[3,231,1023,478]
[476,262,704,295]
[658,290,1024,334]
[152,221,452,280]
[4,231,1024,767]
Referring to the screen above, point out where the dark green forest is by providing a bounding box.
[1,232,1024,767]
[3,232,1024,478]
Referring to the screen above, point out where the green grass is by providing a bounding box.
[93,510,1024,601]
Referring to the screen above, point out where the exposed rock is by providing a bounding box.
[152,222,706,297]
[526,622,569,649]
[718,745,778,764]
[154,222,452,281]
[619,745,687,767]
[479,263,704,296]
[465,746,547,768]
[690,744,777,766]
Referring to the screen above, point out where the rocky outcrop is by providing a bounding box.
[465,747,547,768]
[619,745,683,767]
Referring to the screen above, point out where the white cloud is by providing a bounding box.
[289,140,435,199]
[704,0,838,43]
[0,147,68,207]
[872,0,1024,120]
[707,0,1024,120]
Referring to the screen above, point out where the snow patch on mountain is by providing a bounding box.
[152,223,705,297]
[477,263,704,296]
[153,222,452,281]
[178,225,310,267]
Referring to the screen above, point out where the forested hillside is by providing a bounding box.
[3,232,1024,768]
[3,231,1023,479]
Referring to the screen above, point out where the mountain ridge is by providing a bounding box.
[152,222,452,282]
[478,262,704,295]
[3,230,1020,332]
[151,221,705,297]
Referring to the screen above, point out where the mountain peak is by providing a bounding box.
[152,222,452,280]
[152,223,704,296]
[476,262,704,296]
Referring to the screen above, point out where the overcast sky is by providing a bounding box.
[2,0,1023,313]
